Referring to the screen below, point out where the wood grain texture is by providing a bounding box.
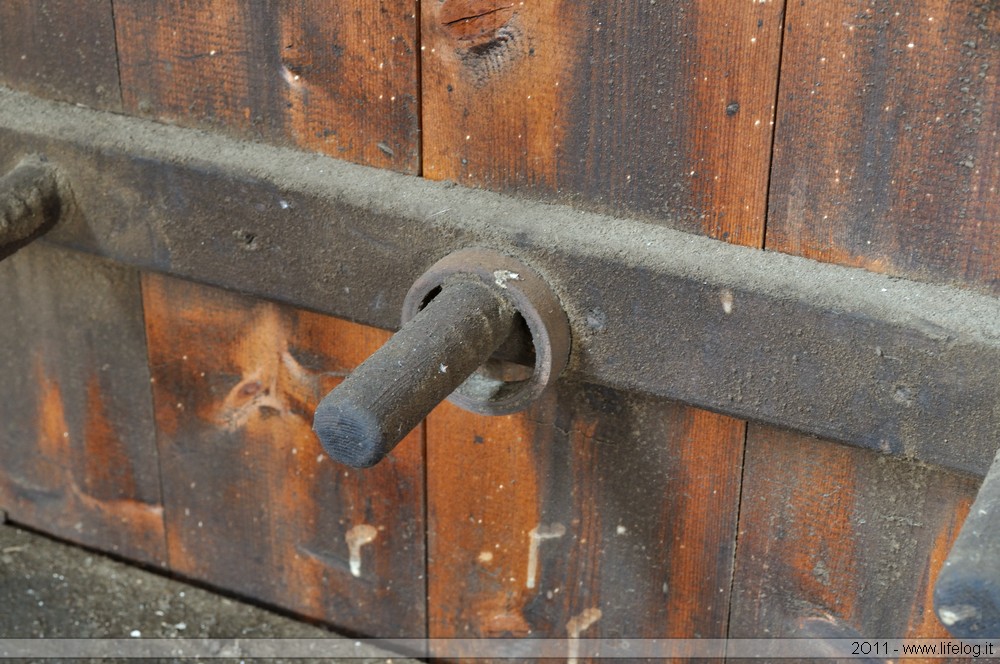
[732,0,998,644]
[142,274,426,637]
[114,0,420,172]
[421,0,784,243]
[427,383,746,654]
[421,1,782,648]
[730,426,978,643]
[0,0,122,110]
[766,0,999,294]
[0,244,164,565]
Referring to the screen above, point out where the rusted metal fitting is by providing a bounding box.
[0,155,64,258]
[312,249,569,468]
[403,248,570,416]
[934,444,1000,638]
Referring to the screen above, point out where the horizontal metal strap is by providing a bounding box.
[1,87,997,477]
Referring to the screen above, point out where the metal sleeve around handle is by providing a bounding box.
[934,445,1000,637]
[312,278,517,468]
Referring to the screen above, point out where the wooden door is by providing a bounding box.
[0,0,996,656]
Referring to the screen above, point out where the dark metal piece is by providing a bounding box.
[0,155,62,259]
[1,89,998,476]
[312,279,516,468]
[935,446,1000,637]
[402,249,570,416]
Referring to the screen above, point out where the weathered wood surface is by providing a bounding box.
[0,244,164,565]
[0,0,121,110]
[0,0,994,649]
[421,0,783,243]
[142,274,426,637]
[111,1,428,637]
[428,389,745,653]
[731,0,998,647]
[766,0,999,295]
[114,0,420,173]
[730,427,978,643]
[421,1,784,654]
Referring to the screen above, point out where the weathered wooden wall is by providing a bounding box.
[419,1,781,649]
[1,0,428,634]
[142,275,426,636]
[0,0,996,655]
[0,245,163,565]
[731,1,998,646]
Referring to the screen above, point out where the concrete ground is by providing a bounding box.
[0,520,419,663]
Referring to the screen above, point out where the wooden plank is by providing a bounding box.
[421,1,784,647]
[730,426,978,640]
[427,386,746,647]
[0,0,121,110]
[114,0,420,173]
[141,274,426,637]
[0,244,164,565]
[766,0,999,294]
[732,0,998,641]
[421,1,784,242]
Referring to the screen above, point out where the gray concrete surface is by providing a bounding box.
[0,521,419,663]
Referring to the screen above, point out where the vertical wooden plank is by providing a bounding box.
[114,0,420,173]
[118,0,428,634]
[0,0,122,110]
[732,0,998,642]
[731,426,979,641]
[428,389,745,647]
[142,274,426,637]
[766,0,999,294]
[421,1,784,242]
[422,2,785,648]
[0,244,165,565]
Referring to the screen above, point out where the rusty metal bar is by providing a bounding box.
[0,87,997,477]
[0,155,62,258]
[313,278,516,468]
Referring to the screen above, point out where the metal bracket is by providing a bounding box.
[0,87,997,478]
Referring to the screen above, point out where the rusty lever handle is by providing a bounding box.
[935,446,1000,637]
[312,278,516,468]
[0,155,63,259]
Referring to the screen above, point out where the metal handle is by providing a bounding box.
[935,446,1000,637]
[312,278,517,468]
[1,155,62,258]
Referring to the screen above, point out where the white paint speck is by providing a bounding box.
[130,630,141,638]
[721,289,735,314]
[493,270,520,289]
[616,525,628,535]
[346,524,378,578]
[938,605,978,626]
[526,523,566,589]
[566,608,602,664]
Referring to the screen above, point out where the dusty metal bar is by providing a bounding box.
[935,445,1000,637]
[0,87,997,477]
[313,278,516,468]
[0,155,62,257]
